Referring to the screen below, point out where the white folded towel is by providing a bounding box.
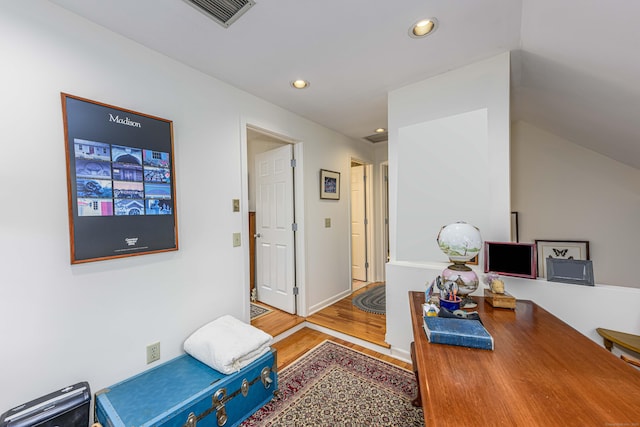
[183,314,273,374]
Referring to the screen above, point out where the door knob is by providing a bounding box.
[254,233,261,238]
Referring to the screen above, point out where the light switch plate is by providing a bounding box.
[325,218,331,228]
[232,199,240,212]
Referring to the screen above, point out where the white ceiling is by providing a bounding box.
[50,0,640,168]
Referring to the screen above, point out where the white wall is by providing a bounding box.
[395,108,491,261]
[511,120,640,288]
[388,52,512,264]
[0,1,374,409]
[385,262,446,359]
[302,140,377,314]
[385,53,511,354]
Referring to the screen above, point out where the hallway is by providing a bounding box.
[251,282,387,348]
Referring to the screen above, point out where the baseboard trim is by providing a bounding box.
[307,289,351,316]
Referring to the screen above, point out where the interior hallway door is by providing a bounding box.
[351,164,367,282]
[255,145,296,314]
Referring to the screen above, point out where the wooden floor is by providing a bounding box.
[270,327,411,372]
[251,282,391,369]
[306,282,388,348]
[250,304,305,337]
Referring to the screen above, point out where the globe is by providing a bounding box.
[436,221,482,263]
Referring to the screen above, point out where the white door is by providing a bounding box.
[255,145,296,313]
[351,164,367,282]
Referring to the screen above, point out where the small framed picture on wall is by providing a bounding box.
[320,169,340,200]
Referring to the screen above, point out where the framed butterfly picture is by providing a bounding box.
[535,240,590,278]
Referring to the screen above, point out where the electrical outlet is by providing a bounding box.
[325,218,331,228]
[233,232,241,247]
[146,342,160,364]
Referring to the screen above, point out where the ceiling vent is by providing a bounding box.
[363,131,388,143]
[184,0,256,28]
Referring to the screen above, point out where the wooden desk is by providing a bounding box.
[409,292,640,426]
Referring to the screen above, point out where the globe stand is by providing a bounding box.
[442,261,478,309]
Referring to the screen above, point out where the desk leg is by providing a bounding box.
[410,341,422,407]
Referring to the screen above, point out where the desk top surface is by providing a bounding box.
[409,292,640,426]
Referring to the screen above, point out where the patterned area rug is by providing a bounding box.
[250,303,272,320]
[352,284,386,315]
[241,340,422,426]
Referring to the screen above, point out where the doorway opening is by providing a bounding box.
[350,160,374,292]
[247,127,298,315]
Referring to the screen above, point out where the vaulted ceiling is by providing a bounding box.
[50,0,640,169]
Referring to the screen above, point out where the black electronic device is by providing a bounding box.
[0,382,90,427]
[484,241,537,279]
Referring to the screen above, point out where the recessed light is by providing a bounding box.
[291,80,310,89]
[409,18,438,38]
[375,128,386,133]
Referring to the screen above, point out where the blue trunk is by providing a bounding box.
[96,350,277,427]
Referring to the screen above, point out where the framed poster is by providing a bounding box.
[61,93,178,263]
[320,169,340,200]
[534,240,589,278]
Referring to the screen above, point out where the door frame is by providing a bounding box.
[241,123,307,319]
[379,161,389,280]
[349,158,375,287]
